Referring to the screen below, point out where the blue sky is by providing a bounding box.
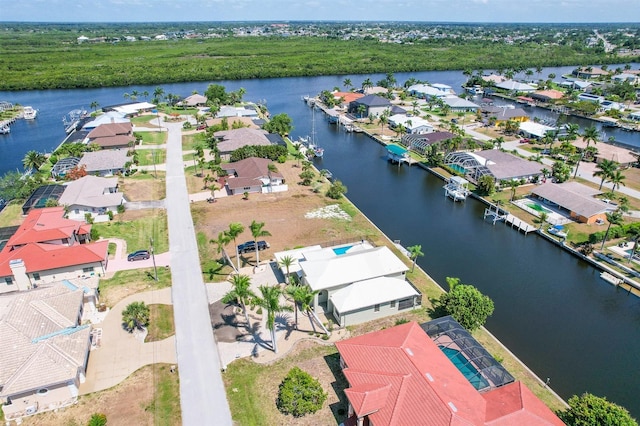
[1,0,639,23]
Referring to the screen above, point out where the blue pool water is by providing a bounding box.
[333,245,353,255]
[449,164,467,175]
[440,346,489,390]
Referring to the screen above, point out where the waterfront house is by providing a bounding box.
[0,207,108,294]
[400,131,456,155]
[445,150,544,184]
[0,285,92,421]
[336,319,564,426]
[332,91,364,109]
[495,80,536,93]
[284,244,420,327]
[221,157,286,195]
[572,67,610,80]
[531,90,564,102]
[21,185,66,215]
[78,149,131,177]
[86,122,135,150]
[388,114,434,134]
[348,95,392,119]
[81,111,129,131]
[214,128,272,161]
[178,94,207,107]
[407,83,453,100]
[518,121,557,140]
[109,102,156,116]
[216,105,259,119]
[482,74,507,85]
[51,157,80,179]
[612,73,639,85]
[442,96,480,112]
[58,176,124,221]
[531,182,614,224]
[482,106,529,125]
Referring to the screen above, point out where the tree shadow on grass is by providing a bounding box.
[324,352,349,425]
[426,296,448,319]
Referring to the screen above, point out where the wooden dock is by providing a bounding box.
[483,207,537,234]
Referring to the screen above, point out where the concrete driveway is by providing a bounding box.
[103,237,171,273]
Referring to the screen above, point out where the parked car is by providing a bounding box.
[197,124,207,130]
[237,241,269,253]
[127,250,150,261]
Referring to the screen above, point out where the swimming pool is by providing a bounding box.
[449,164,467,175]
[440,346,489,390]
[526,202,551,213]
[333,245,353,255]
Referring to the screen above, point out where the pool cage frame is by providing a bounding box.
[421,316,515,392]
[444,152,493,183]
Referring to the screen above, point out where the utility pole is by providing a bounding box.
[150,236,158,282]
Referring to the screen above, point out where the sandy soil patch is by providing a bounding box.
[120,174,166,201]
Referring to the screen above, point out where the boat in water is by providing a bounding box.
[62,109,89,134]
[0,125,9,135]
[23,106,37,120]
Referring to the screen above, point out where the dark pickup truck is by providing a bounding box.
[237,241,270,253]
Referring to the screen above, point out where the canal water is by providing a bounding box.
[2,64,640,416]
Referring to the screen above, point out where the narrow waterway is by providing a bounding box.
[2,65,640,416]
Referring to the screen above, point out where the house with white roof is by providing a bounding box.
[388,114,434,134]
[81,111,129,131]
[276,243,420,327]
[0,285,92,421]
[495,80,536,93]
[408,84,452,99]
[58,176,124,221]
[442,96,480,112]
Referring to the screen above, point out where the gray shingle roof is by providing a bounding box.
[79,149,131,173]
[531,182,611,218]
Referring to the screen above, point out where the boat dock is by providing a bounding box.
[483,205,537,234]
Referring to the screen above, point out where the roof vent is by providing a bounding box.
[405,347,414,356]
[426,373,434,382]
[448,402,458,413]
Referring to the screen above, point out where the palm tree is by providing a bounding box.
[90,101,100,112]
[250,220,271,265]
[153,86,165,103]
[407,245,424,272]
[535,211,549,230]
[253,285,292,353]
[343,78,352,91]
[22,150,46,171]
[292,150,305,167]
[210,232,231,269]
[222,274,256,327]
[574,125,599,178]
[607,169,626,194]
[278,255,295,284]
[593,159,618,190]
[378,114,388,135]
[285,284,319,331]
[225,222,245,271]
[626,226,640,264]
[509,180,519,201]
[601,211,623,250]
[361,78,373,93]
[121,301,150,332]
[564,123,580,142]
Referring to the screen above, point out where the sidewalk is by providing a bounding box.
[80,287,176,395]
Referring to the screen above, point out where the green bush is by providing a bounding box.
[276,367,327,417]
[558,393,637,426]
[87,413,107,426]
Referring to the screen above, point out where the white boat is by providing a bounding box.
[23,106,37,120]
[443,176,470,202]
[600,271,622,286]
[62,109,88,134]
[548,226,568,238]
[0,125,9,135]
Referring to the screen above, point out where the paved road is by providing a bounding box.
[164,122,232,425]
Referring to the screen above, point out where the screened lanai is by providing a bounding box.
[444,151,492,182]
[421,316,515,392]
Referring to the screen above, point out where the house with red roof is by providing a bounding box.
[336,320,565,426]
[86,122,135,150]
[221,157,286,195]
[0,207,108,294]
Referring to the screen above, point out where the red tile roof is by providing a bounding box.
[7,207,83,246]
[336,322,564,426]
[333,92,365,104]
[87,122,132,139]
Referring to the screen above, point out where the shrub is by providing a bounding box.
[87,413,107,426]
[277,367,327,417]
[117,204,125,214]
[558,393,637,426]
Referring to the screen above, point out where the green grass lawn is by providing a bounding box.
[127,170,166,180]
[131,115,160,127]
[98,267,172,306]
[182,132,208,152]
[0,203,23,227]
[145,364,182,426]
[138,131,167,146]
[93,211,169,253]
[136,149,167,166]
[145,304,175,342]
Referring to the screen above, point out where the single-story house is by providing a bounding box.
[221,157,286,195]
[0,285,92,421]
[332,92,364,108]
[214,128,273,161]
[572,139,637,166]
[51,157,80,179]
[335,319,564,426]
[629,110,640,122]
[58,176,124,221]
[178,94,208,107]
[572,67,610,79]
[407,83,453,99]
[21,185,66,215]
[442,96,480,112]
[531,182,614,224]
[482,106,529,124]
[216,105,259,119]
[0,207,108,294]
[519,121,557,139]
[445,150,544,183]
[78,149,131,177]
[612,73,639,84]
[110,102,156,116]
[578,93,604,103]
[495,80,536,93]
[557,79,592,91]
[286,243,420,327]
[482,74,507,84]
[388,114,434,134]
[531,90,564,102]
[400,131,456,155]
[348,95,392,118]
[86,122,135,150]
[81,111,129,131]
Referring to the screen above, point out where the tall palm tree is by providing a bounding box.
[575,125,599,178]
[607,169,626,194]
[378,114,388,135]
[210,232,232,270]
[407,245,424,272]
[90,101,100,112]
[253,285,292,353]
[225,222,245,271]
[593,159,618,190]
[343,78,352,90]
[626,226,640,264]
[535,211,549,230]
[153,86,165,103]
[601,211,623,250]
[222,274,256,327]
[22,150,46,171]
[278,255,295,284]
[249,220,271,265]
[361,78,373,93]
[285,284,318,331]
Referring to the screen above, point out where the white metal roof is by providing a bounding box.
[331,276,418,313]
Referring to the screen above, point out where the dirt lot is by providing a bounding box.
[120,173,166,201]
[191,161,383,269]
